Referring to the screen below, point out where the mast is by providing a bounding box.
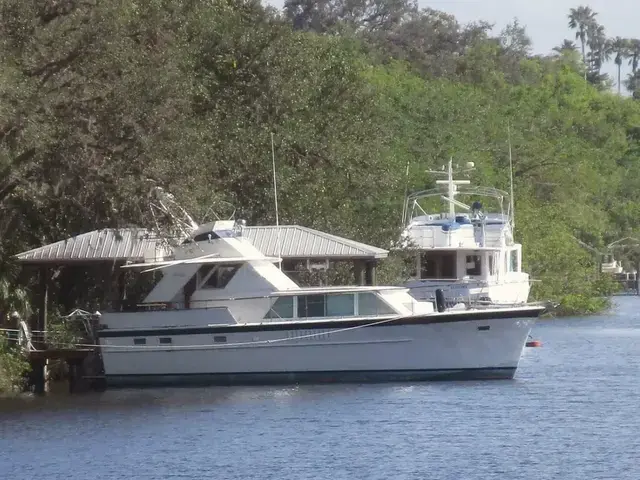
[430,157,472,217]
[507,122,516,231]
[271,132,282,271]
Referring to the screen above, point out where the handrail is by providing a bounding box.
[403,185,510,226]
[406,185,510,203]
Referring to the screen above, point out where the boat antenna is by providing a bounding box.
[401,160,410,226]
[507,122,516,230]
[271,132,282,271]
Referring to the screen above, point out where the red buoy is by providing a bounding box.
[526,340,542,347]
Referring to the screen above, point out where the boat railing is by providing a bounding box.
[403,186,510,226]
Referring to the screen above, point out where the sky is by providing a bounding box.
[265,0,640,90]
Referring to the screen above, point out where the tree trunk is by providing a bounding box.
[618,64,621,95]
[581,33,587,81]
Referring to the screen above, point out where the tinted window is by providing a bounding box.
[203,264,241,289]
[466,255,482,276]
[358,292,396,316]
[265,296,294,319]
[326,294,355,316]
[298,295,326,318]
[510,250,518,272]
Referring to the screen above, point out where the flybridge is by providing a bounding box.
[402,158,511,228]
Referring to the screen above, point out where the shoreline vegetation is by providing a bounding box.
[2,1,640,394]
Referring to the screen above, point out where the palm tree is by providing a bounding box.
[625,71,640,97]
[568,6,597,79]
[553,39,577,55]
[628,38,640,73]
[583,23,609,86]
[609,37,630,94]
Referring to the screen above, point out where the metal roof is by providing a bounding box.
[15,225,388,265]
[15,228,163,264]
[244,225,388,260]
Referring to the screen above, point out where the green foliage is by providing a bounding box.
[0,336,30,394]
[555,294,610,316]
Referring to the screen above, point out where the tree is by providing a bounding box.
[609,37,630,94]
[585,22,610,87]
[553,39,577,55]
[568,5,597,79]
[628,38,640,74]
[284,0,416,33]
[500,18,532,57]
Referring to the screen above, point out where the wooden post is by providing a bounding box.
[31,359,46,395]
[115,269,126,311]
[353,261,365,286]
[38,267,49,392]
[36,266,48,345]
[67,358,85,394]
[365,261,377,286]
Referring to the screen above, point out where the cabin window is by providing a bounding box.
[214,336,227,343]
[326,294,355,317]
[420,252,456,279]
[297,294,326,318]
[159,337,172,345]
[197,265,214,285]
[510,250,518,272]
[133,338,146,345]
[489,254,496,276]
[357,292,396,316]
[466,255,482,276]
[202,264,241,289]
[264,296,294,319]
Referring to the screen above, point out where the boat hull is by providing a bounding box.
[97,309,541,388]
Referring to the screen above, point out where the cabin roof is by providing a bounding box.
[15,225,388,265]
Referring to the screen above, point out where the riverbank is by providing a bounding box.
[0,347,30,395]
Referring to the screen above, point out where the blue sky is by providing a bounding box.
[265,0,640,91]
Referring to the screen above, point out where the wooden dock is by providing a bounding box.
[26,348,102,395]
[7,317,106,395]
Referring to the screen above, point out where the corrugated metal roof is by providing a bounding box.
[15,225,388,264]
[244,225,388,259]
[15,228,163,264]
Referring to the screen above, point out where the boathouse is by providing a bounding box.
[15,225,386,286]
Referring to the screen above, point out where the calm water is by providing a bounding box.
[2,296,640,480]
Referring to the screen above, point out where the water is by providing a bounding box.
[2,296,640,480]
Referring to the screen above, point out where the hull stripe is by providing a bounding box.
[103,367,518,387]
[98,307,544,338]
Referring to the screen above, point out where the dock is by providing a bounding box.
[26,348,100,394]
[612,272,639,295]
[4,317,106,395]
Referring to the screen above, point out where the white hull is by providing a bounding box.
[406,279,531,305]
[98,310,538,386]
